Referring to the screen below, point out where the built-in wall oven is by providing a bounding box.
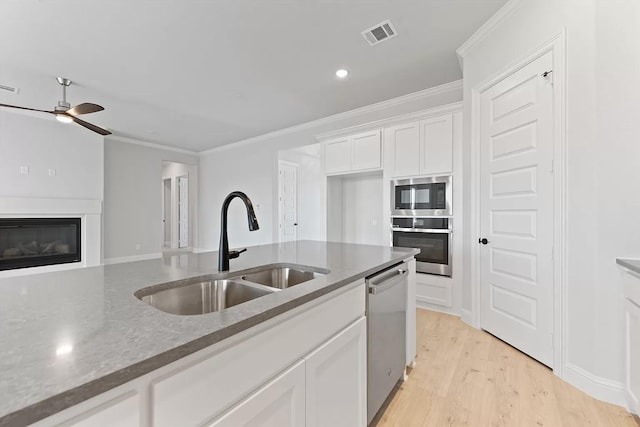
[391,217,452,277]
[392,176,451,216]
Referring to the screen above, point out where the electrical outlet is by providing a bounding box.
[135,244,141,250]
[19,166,29,175]
[48,169,56,177]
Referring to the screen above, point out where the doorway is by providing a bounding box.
[161,161,198,252]
[278,161,298,242]
[163,178,171,247]
[475,49,560,368]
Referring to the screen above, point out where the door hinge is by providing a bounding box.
[551,246,554,262]
[549,332,554,348]
[550,159,554,174]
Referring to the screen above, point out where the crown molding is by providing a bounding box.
[199,79,463,156]
[107,135,199,156]
[456,0,526,68]
[315,101,463,142]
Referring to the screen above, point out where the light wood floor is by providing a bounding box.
[375,309,638,427]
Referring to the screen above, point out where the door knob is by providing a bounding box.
[294,223,298,226]
[478,238,489,245]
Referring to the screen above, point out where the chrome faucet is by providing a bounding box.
[218,191,260,271]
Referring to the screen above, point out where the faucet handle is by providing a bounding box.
[228,248,247,259]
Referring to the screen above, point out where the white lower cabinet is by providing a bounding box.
[305,317,367,427]
[208,361,306,427]
[34,282,367,427]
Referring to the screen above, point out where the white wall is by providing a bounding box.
[0,110,103,200]
[340,174,384,246]
[103,139,198,260]
[278,144,325,241]
[459,0,640,403]
[199,83,463,251]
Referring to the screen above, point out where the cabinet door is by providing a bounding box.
[208,360,306,427]
[305,317,367,427]
[324,137,351,174]
[351,130,381,171]
[386,122,420,178]
[420,114,453,175]
[627,299,640,415]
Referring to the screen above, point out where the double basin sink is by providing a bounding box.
[135,265,328,316]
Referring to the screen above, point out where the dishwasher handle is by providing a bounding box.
[368,267,408,295]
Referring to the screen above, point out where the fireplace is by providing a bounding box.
[0,218,81,271]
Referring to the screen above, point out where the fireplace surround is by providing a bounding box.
[0,218,81,271]
[0,197,102,277]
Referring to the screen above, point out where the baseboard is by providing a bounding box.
[564,362,627,408]
[103,253,162,265]
[416,300,459,316]
[460,308,477,328]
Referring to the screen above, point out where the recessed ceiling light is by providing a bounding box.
[336,69,349,79]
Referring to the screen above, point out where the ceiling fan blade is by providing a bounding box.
[67,103,104,116]
[70,115,112,136]
[0,103,54,114]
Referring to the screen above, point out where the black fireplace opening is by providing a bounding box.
[0,218,81,271]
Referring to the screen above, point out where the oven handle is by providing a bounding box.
[391,227,452,233]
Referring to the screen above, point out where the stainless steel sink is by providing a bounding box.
[136,279,274,315]
[242,267,326,289]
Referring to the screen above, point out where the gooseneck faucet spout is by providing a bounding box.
[218,191,260,271]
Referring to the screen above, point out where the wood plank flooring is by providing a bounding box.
[375,309,637,427]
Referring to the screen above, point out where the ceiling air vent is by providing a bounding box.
[0,84,19,94]
[362,20,398,46]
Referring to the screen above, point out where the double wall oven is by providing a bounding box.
[391,176,452,277]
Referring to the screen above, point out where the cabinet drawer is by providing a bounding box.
[151,282,365,427]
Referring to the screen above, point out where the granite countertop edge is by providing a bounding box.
[0,242,419,426]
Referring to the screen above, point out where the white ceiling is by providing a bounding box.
[0,0,507,152]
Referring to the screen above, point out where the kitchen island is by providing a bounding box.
[0,241,417,426]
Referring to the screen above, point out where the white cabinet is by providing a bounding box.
[623,268,640,415]
[385,122,420,178]
[208,361,306,427]
[420,114,453,175]
[324,137,350,174]
[324,130,381,175]
[305,317,367,427]
[386,113,454,178]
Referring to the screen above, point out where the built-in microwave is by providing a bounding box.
[391,176,452,216]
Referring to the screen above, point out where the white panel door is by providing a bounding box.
[386,122,420,178]
[208,360,306,427]
[420,114,453,175]
[324,137,350,174]
[177,175,188,248]
[278,162,298,242]
[305,317,367,427]
[350,130,381,171]
[480,51,554,367]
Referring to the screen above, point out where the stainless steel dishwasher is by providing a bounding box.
[367,260,408,424]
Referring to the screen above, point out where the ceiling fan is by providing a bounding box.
[0,77,111,136]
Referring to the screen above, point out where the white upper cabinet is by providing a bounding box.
[385,122,420,178]
[324,137,351,174]
[323,130,381,175]
[420,114,453,175]
[351,130,382,171]
[386,113,454,178]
